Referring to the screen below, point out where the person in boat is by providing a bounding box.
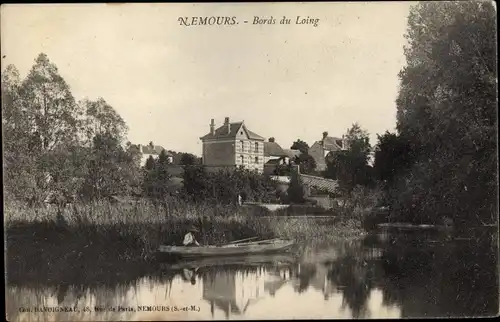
[183,226,200,247]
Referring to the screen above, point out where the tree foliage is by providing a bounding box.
[182,167,278,205]
[179,153,198,166]
[80,133,140,200]
[2,53,140,204]
[391,1,497,227]
[287,169,306,204]
[19,53,80,152]
[373,131,414,185]
[324,123,373,194]
[290,139,317,175]
[291,139,309,154]
[80,97,128,145]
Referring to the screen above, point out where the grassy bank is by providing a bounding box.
[5,198,364,286]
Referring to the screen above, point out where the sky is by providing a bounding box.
[1,2,413,156]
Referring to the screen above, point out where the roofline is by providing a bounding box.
[200,137,265,142]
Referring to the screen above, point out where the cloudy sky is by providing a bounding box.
[1,2,413,155]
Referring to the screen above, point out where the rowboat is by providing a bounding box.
[158,238,295,258]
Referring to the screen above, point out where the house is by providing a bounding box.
[130,143,173,166]
[309,131,348,171]
[200,117,265,173]
[263,138,291,175]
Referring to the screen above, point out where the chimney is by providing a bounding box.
[210,119,215,135]
[322,131,328,139]
[224,117,230,134]
[269,137,275,143]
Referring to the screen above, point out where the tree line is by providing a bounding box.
[382,1,497,229]
[287,2,497,229]
[2,54,140,206]
[1,55,277,208]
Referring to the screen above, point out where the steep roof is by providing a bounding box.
[283,149,301,159]
[200,122,265,141]
[300,174,339,194]
[246,129,265,140]
[318,136,343,151]
[264,142,287,157]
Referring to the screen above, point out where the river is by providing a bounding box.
[6,231,499,320]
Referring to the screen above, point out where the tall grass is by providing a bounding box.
[5,196,368,289]
[5,198,275,256]
[4,197,276,286]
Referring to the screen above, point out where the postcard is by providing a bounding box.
[2,2,498,321]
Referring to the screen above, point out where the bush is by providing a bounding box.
[182,166,278,205]
[287,170,305,204]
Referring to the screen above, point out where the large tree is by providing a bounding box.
[290,139,317,175]
[373,131,414,186]
[80,97,128,146]
[80,133,139,200]
[2,54,143,204]
[2,64,42,204]
[394,2,497,226]
[324,123,372,194]
[19,53,80,152]
[4,54,84,203]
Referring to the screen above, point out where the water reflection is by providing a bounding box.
[6,231,498,320]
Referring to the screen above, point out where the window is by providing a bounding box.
[240,155,244,164]
[254,156,258,164]
[240,140,244,151]
[255,142,259,153]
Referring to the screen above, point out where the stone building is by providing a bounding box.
[200,117,265,173]
[309,131,348,171]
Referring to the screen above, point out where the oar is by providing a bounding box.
[225,238,281,247]
[227,236,259,245]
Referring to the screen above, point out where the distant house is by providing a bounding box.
[309,131,347,171]
[263,138,291,175]
[200,117,266,173]
[130,143,173,166]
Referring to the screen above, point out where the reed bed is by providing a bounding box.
[5,197,365,287]
[266,216,364,243]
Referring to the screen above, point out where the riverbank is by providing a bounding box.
[5,199,365,286]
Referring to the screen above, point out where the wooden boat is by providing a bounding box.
[158,238,295,258]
